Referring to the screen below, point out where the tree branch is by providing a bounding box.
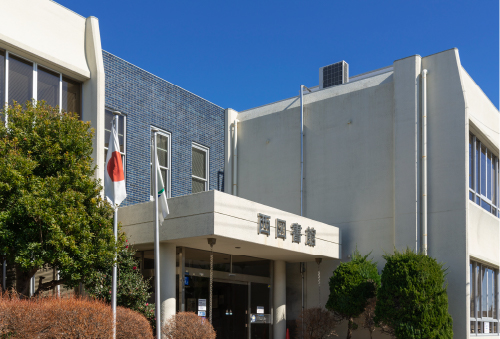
[33,276,67,297]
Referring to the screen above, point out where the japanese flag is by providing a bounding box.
[154,146,169,222]
[104,116,127,207]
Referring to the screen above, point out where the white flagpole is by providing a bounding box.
[152,128,161,339]
[112,206,118,339]
[111,112,120,339]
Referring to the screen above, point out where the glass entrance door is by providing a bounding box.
[212,281,248,339]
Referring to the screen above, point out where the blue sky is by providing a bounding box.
[59,0,499,111]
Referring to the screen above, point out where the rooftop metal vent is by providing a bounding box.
[319,61,349,89]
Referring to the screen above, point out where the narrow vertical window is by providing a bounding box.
[471,262,475,318]
[104,110,126,177]
[62,76,81,118]
[37,66,59,108]
[192,144,208,193]
[150,130,170,198]
[481,145,487,197]
[469,134,473,190]
[0,50,5,108]
[8,54,33,106]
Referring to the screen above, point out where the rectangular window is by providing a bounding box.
[62,76,81,118]
[470,133,499,218]
[470,260,499,334]
[1,49,82,121]
[8,54,33,106]
[469,134,474,190]
[192,143,209,194]
[0,50,5,109]
[104,110,126,176]
[37,66,59,108]
[150,129,170,199]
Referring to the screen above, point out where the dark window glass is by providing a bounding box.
[192,178,206,193]
[481,146,487,196]
[184,248,230,272]
[487,152,492,200]
[481,199,491,212]
[469,191,474,201]
[104,110,125,152]
[471,263,475,318]
[37,66,59,108]
[192,148,206,179]
[150,133,169,196]
[469,134,473,190]
[0,50,4,109]
[62,76,81,118]
[482,266,487,318]
[231,256,270,277]
[9,54,33,106]
[476,142,481,194]
[492,157,497,206]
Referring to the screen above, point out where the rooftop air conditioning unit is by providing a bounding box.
[319,61,349,89]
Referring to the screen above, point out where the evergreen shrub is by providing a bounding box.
[374,249,453,339]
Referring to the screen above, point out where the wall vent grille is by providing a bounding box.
[319,61,349,89]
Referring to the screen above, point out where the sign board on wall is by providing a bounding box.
[257,306,264,314]
[198,299,207,311]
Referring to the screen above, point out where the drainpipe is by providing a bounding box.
[299,85,311,339]
[299,85,311,216]
[422,69,428,255]
[233,120,239,196]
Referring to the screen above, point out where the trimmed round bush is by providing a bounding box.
[162,312,216,339]
[374,249,453,339]
[117,306,153,339]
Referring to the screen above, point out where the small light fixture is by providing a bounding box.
[235,246,241,249]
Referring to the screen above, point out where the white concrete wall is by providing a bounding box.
[463,48,500,337]
[235,48,494,338]
[0,0,90,80]
[0,0,105,183]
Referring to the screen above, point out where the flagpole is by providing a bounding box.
[152,128,161,339]
[112,206,118,339]
[111,112,120,339]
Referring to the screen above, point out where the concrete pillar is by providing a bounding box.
[160,242,176,328]
[273,260,286,339]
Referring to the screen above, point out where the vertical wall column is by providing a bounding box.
[273,260,286,339]
[160,242,176,327]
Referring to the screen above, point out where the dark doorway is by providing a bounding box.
[212,281,248,339]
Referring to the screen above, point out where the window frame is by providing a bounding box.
[469,133,499,218]
[104,109,127,176]
[150,127,171,200]
[191,142,209,193]
[470,259,499,335]
[2,49,81,122]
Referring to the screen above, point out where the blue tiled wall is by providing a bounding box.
[103,51,225,206]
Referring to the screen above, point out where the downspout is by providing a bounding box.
[299,85,311,216]
[232,120,239,196]
[299,85,311,338]
[422,69,428,255]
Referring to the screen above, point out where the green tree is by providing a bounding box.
[374,249,453,339]
[325,250,381,339]
[0,101,117,296]
[84,237,155,329]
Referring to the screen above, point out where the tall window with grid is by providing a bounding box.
[470,260,499,334]
[150,129,170,199]
[192,143,209,193]
[469,133,499,217]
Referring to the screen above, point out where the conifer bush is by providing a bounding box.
[374,249,453,339]
[325,250,380,339]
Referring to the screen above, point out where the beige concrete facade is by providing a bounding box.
[0,0,106,183]
[228,48,499,338]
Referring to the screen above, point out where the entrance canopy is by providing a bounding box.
[118,190,340,262]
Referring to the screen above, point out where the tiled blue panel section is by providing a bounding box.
[103,51,225,206]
